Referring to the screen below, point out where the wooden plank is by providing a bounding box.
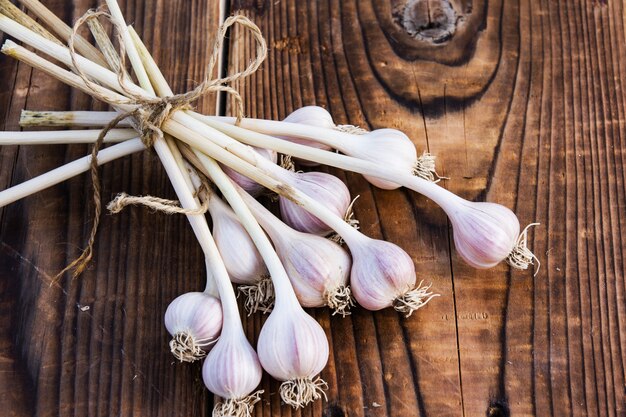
[228,1,626,417]
[1,0,625,416]
[0,1,221,416]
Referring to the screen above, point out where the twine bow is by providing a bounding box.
[54,8,267,280]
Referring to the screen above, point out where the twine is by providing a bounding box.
[54,8,267,280]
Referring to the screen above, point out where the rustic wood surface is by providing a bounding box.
[1,0,625,416]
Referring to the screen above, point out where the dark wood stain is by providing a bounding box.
[1,0,626,416]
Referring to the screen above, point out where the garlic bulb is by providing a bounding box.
[279,170,351,235]
[257,304,329,408]
[221,146,276,196]
[164,291,223,362]
[279,235,352,313]
[342,129,419,190]
[349,237,438,316]
[282,106,334,152]
[202,327,264,417]
[448,201,521,269]
[208,193,267,284]
[240,189,353,315]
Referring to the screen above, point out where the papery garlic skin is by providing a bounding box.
[449,201,520,269]
[282,106,334,152]
[164,292,223,361]
[209,196,267,284]
[279,171,350,235]
[349,238,418,311]
[202,330,263,400]
[347,129,417,190]
[277,232,351,309]
[222,147,276,196]
[257,308,329,380]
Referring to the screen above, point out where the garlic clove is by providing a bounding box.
[276,232,353,315]
[221,146,276,196]
[164,291,223,362]
[202,330,264,415]
[209,194,267,285]
[279,171,351,235]
[257,306,329,408]
[449,201,521,269]
[349,238,438,316]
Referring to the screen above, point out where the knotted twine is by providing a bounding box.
[54,9,267,280]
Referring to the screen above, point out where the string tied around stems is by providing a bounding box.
[53,8,267,281]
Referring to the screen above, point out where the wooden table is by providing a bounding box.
[1,0,625,416]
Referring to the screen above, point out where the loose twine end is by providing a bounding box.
[280,377,328,408]
[413,152,448,183]
[507,223,541,276]
[56,10,267,280]
[107,192,209,215]
[393,281,440,317]
[238,275,275,315]
[324,285,355,317]
[169,330,215,362]
[213,390,263,417]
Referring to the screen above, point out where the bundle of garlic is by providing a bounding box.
[0,0,540,415]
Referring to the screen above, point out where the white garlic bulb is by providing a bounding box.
[349,237,438,316]
[208,193,267,284]
[221,146,276,196]
[277,232,352,314]
[282,106,334,152]
[343,129,418,190]
[448,201,521,269]
[279,170,351,235]
[164,291,223,362]
[257,304,329,408]
[202,328,263,417]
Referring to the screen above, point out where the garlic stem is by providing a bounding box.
[1,40,134,105]
[20,110,133,128]
[16,0,109,67]
[104,0,154,94]
[0,16,147,98]
[0,0,63,45]
[208,115,353,150]
[0,128,136,145]
[0,138,144,207]
[87,17,124,74]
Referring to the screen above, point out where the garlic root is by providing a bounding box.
[506,223,541,275]
[324,285,354,317]
[213,390,263,417]
[238,274,275,315]
[392,281,440,318]
[279,377,328,408]
[169,330,214,362]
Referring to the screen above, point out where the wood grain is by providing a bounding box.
[1,0,625,416]
[0,1,221,416]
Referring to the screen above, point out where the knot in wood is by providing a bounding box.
[400,0,459,44]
